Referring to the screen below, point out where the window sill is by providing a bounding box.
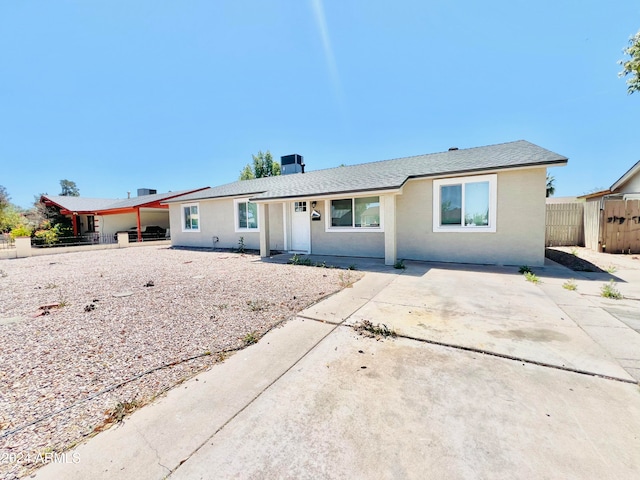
[325,227,384,233]
[433,226,496,233]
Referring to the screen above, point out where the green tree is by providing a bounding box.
[619,29,640,94]
[239,150,281,180]
[0,186,29,233]
[0,185,9,211]
[59,179,80,196]
[239,164,255,180]
[546,174,555,198]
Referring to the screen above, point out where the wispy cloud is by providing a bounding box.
[310,0,343,102]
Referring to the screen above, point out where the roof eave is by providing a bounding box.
[249,186,403,203]
[610,159,640,191]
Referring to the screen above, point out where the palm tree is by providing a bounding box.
[546,174,555,197]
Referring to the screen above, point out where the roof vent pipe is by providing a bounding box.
[448,147,459,151]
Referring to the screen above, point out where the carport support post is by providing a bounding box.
[135,207,142,242]
[259,203,270,258]
[384,194,397,266]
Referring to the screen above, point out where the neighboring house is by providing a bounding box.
[580,160,640,253]
[164,140,567,266]
[40,188,208,242]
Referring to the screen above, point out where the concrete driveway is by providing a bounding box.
[34,255,640,479]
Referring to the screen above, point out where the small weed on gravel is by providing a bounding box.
[102,398,139,427]
[394,259,406,270]
[570,248,578,256]
[338,271,355,288]
[606,265,617,274]
[237,236,246,254]
[45,283,57,289]
[601,280,622,299]
[519,265,533,274]
[347,264,357,270]
[289,254,312,266]
[562,279,578,291]
[247,299,268,312]
[243,331,259,345]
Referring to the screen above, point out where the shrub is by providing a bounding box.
[9,225,32,239]
[34,228,59,245]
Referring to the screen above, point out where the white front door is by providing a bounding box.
[290,201,311,252]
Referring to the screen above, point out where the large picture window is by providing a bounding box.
[235,199,259,231]
[182,203,200,232]
[433,174,496,233]
[328,196,381,230]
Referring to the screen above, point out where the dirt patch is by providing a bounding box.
[545,248,606,273]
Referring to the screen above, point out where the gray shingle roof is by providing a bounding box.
[106,188,206,209]
[43,188,205,212]
[43,196,120,212]
[165,140,567,203]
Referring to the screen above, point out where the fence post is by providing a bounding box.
[15,237,32,258]
[117,232,130,248]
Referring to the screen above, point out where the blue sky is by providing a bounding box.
[2,1,639,208]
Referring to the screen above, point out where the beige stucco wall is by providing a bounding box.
[309,200,385,258]
[170,168,546,264]
[396,168,547,265]
[170,199,284,251]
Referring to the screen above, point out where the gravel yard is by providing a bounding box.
[0,246,360,479]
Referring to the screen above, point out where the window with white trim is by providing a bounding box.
[234,199,259,231]
[433,174,497,233]
[182,203,200,232]
[328,196,381,229]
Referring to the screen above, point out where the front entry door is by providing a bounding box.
[290,201,311,252]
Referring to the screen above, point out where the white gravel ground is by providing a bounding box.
[0,246,361,479]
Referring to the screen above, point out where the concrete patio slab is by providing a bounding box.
[171,328,640,480]
[299,271,398,324]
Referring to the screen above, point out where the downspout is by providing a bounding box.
[136,207,142,242]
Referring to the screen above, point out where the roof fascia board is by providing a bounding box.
[162,190,268,205]
[610,160,640,191]
[404,161,567,185]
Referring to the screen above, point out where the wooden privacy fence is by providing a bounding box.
[602,199,640,254]
[583,200,602,251]
[545,203,584,246]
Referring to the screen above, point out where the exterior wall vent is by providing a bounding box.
[137,188,157,196]
[281,154,304,175]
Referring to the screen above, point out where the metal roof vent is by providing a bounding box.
[448,147,459,151]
